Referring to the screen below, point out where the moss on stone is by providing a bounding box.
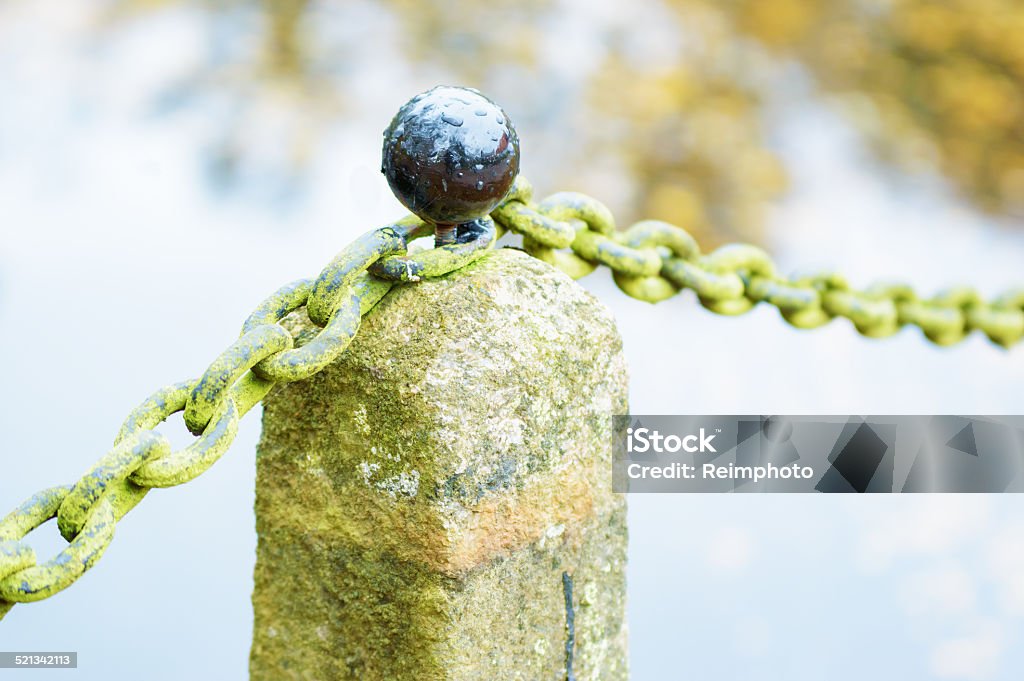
[250,248,628,680]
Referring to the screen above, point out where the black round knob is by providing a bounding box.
[382,86,520,235]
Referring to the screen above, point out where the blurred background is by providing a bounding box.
[2,0,1024,679]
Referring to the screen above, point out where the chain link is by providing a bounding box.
[2,176,1020,619]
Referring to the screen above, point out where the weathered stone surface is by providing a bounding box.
[250,248,628,680]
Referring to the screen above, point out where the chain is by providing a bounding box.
[2,177,1021,621]
[0,215,495,620]
[495,177,1024,348]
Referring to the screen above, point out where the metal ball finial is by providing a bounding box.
[381,85,520,246]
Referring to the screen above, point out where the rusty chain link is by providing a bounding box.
[2,176,1020,620]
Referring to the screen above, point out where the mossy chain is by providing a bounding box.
[2,85,1021,622]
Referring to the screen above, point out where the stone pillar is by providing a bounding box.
[249,248,628,680]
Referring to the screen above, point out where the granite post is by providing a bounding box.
[250,248,629,680]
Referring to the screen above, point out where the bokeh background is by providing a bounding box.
[2,1,1024,679]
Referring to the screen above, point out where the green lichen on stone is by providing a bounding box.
[250,248,629,680]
